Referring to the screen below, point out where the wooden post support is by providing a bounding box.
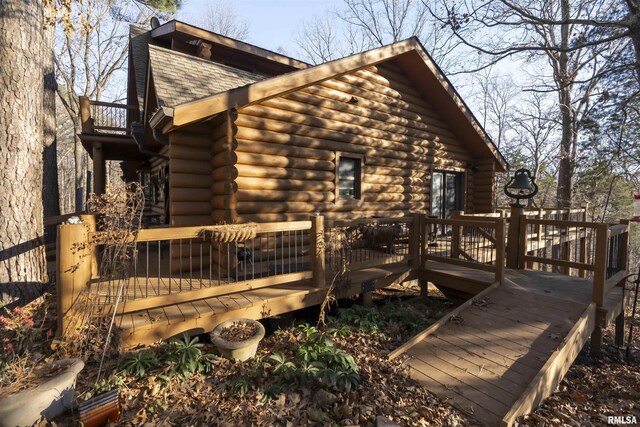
[56,222,92,338]
[78,214,98,278]
[409,213,421,269]
[92,142,106,195]
[592,223,609,307]
[506,205,525,269]
[561,210,571,275]
[590,324,603,358]
[79,96,92,133]
[310,215,326,288]
[451,211,462,259]
[578,231,587,278]
[590,223,609,357]
[619,220,630,275]
[359,291,373,306]
[494,218,505,284]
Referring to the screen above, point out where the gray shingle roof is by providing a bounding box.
[129,25,154,110]
[148,44,265,107]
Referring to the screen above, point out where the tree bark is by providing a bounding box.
[74,125,85,211]
[43,22,60,219]
[0,0,47,304]
[555,0,574,209]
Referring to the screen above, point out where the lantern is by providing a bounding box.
[633,194,640,221]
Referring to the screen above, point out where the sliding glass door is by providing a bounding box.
[431,170,463,219]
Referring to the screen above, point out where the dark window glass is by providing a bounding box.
[338,157,360,198]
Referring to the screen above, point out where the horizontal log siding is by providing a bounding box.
[472,158,495,213]
[232,58,488,222]
[169,123,215,227]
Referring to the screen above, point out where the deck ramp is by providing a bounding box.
[393,279,595,427]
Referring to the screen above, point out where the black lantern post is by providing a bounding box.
[504,168,538,207]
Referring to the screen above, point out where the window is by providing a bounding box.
[336,154,362,199]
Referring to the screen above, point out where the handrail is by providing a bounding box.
[518,215,629,309]
[79,96,139,134]
[524,218,597,228]
[88,100,138,109]
[91,220,312,243]
[325,216,413,227]
[422,216,505,284]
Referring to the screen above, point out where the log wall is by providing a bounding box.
[166,57,500,223]
[230,59,496,222]
[472,158,496,213]
[169,120,215,227]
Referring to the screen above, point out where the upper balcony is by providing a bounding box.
[78,96,149,195]
[79,96,139,136]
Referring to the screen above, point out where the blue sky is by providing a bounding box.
[177,0,343,58]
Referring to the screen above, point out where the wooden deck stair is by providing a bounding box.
[390,272,604,427]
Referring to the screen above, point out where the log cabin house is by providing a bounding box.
[79,20,507,227]
[69,20,632,426]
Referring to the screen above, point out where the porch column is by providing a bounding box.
[506,206,525,269]
[92,142,106,195]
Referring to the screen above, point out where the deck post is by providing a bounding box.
[494,218,505,284]
[411,213,429,299]
[506,206,525,269]
[590,223,609,357]
[560,210,571,275]
[79,96,92,133]
[409,213,422,269]
[451,211,462,259]
[310,215,326,288]
[56,221,92,339]
[78,214,98,279]
[614,220,630,346]
[92,142,106,195]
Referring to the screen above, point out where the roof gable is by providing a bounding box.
[148,45,265,107]
[155,38,507,170]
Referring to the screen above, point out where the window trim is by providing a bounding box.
[335,152,364,201]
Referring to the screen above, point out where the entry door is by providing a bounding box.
[431,171,463,219]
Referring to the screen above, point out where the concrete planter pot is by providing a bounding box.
[0,358,84,427]
[211,319,265,361]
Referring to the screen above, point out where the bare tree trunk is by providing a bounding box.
[556,87,574,208]
[74,126,85,211]
[43,23,60,219]
[555,0,574,209]
[626,0,640,83]
[0,0,47,305]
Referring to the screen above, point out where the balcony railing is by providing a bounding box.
[79,96,139,135]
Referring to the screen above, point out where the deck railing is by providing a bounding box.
[324,217,414,281]
[519,216,629,306]
[79,96,139,135]
[421,217,505,284]
[89,221,313,313]
[496,206,587,222]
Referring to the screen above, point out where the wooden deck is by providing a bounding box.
[107,261,416,348]
[390,269,612,426]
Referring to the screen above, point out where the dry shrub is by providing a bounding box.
[58,183,144,365]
